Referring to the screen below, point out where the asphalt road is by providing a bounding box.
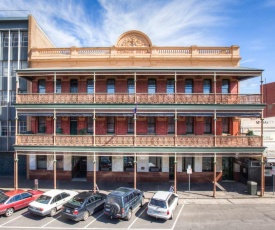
[0,199,275,230]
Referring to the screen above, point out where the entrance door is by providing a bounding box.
[222,157,233,180]
[169,157,175,180]
[70,118,78,135]
[72,156,87,179]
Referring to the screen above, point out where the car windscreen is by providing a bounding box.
[67,197,85,207]
[35,195,52,204]
[0,193,9,204]
[106,195,122,206]
[150,198,167,209]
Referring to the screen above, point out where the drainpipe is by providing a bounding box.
[93,152,97,192]
[53,152,56,189]
[134,153,137,189]
[174,153,177,193]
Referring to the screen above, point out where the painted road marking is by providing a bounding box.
[84,212,104,229]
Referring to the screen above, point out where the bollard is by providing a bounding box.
[34,179,39,190]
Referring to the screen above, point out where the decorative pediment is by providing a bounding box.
[116,30,152,47]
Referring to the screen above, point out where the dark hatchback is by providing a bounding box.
[61,191,106,221]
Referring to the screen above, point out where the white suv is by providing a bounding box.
[28,190,78,217]
[147,191,179,220]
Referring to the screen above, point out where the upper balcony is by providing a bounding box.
[16,93,261,105]
[16,134,261,148]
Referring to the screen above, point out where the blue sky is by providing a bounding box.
[0,0,274,94]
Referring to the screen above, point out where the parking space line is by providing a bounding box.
[41,215,61,228]
[171,204,184,230]
[127,205,147,229]
[84,212,104,228]
[0,212,27,227]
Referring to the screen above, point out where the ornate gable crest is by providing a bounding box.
[116,30,152,47]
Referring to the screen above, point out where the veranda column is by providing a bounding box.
[134,153,137,189]
[175,110,177,146]
[260,110,265,197]
[53,152,57,189]
[213,153,217,198]
[214,72,216,104]
[14,151,18,190]
[93,110,96,146]
[174,72,177,103]
[174,153,177,193]
[93,152,97,192]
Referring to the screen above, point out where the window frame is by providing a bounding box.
[185,79,193,94]
[38,79,46,94]
[107,79,115,94]
[87,79,94,94]
[203,79,212,94]
[204,117,212,134]
[107,116,115,134]
[147,117,155,134]
[70,79,78,93]
[166,79,174,94]
[127,79,135,94]
[148,79,156,94]
[222,79,230,94]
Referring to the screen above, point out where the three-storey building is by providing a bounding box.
[14,30,266,196]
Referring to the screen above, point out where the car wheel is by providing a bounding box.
[140,197,144,207]
[5,208,14,217]
[110,203,120,216]
[50,208,57,217]
[170,211,174,220]
[125,209,132,221]
[83,211,89,221]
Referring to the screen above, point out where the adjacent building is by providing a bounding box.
[0,14,53,176]
[14,28,266,195]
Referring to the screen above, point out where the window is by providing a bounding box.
[182,157,194,171]
[38,79,46,94]
[56,79,61,93]
[107,79,115,94]
[21,192,32,199]
[222,79,230,94]
[56,117,62,130]
[107,117,115,134]
[19,121,27,134]
[148,79,156,94]
[147,117,155,134]
[204,117,212,134]
[149,157,162,171]
[70,79,78,93]
[167,79,174,94]
[2,32,9,61]
[185,79,193,93]
[168,117,175,134]
[37,155,47,169]
[56,156,63,169]
[186,117,194,134]
[202,157,213,171]
[203,79,211,94]
[128,79,134,94]
[87,79,94,93]
[99,156,112,171]
[128,117,134,133]
[20,32,28,60]
[124,156,134,171]
[10,120,15,136]
[1,121,7,136]
[87,117,93,134]
[222,117,229,134]
[11,32,18,60]
[38,117,46,133]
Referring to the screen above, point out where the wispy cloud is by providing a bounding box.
[0,0,234,47]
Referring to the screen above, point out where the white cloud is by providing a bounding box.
[0,0,234,47]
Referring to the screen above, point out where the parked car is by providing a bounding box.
[0,189,44,217]
[147,191,179,220]
[104,187,144,221]
[28,189,78,217]
[62,191,106,221]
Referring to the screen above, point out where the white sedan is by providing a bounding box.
[28,190,78,217]
[147,191,179,220]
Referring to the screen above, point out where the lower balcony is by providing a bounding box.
[16,135,261,147]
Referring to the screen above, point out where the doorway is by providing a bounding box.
[72,156,87,180]
[169,157,175,180]
[70,117,78,135]
[222,157,233,180]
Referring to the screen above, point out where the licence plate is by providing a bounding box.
[66,209,70,213]
[105,208,110,211]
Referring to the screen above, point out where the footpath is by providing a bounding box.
[1,176,275,204]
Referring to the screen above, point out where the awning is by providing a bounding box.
[18,113,53,116]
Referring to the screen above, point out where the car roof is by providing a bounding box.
[110,187,136,197]
[152,191,172,201]
[4,189,26,197]
[43,189,70,196]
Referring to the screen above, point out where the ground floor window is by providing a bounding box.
[149,157,162,172]
[182,157,194,171]
[56,156,63,170]
[37,155,47,169]
[124,156,134,171]
[202,157,214,171]
[99,156,112,171]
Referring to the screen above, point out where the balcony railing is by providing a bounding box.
[16,135,261,147]
[16,93,261,104]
